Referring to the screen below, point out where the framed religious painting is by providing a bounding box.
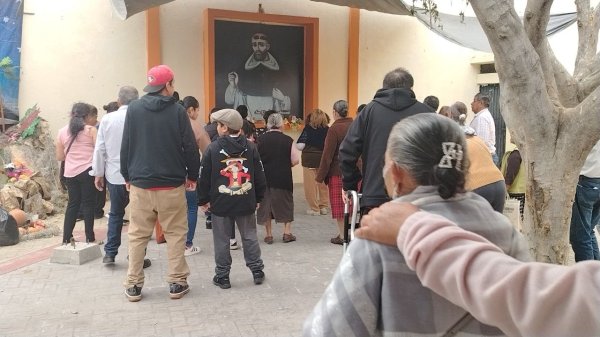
[204,9,319,124]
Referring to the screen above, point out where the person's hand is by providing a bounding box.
[272,88,285,101]
[200,203,210,213]
[185,179,197,191]
[256,203,260,209]
[342,190,350,205]
[228,72,238,86]
[355,201,420,246]
[94,177,104,191]
[125,182,130,191]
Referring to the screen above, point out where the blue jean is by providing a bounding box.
[104,182,129,257]
[185,190,198,247]
[570,175,600,261]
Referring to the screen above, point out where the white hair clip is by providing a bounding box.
[439,142,463,171]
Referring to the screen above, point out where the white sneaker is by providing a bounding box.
[320,208,330,215]
[184,246,201,256]
[230,239,240,250]
[306,209,320,216]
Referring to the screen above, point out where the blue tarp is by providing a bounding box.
[0,0,23,120]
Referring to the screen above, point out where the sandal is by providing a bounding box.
[264,236,274,244]
[330,235,343,245]
[282,233,296,243]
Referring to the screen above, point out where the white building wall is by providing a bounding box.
[358,10,480,112]
[19,0,146,135]
[19,0,485,138]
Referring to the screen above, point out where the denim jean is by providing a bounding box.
[492,152,500,167]
[570,175,600,261]
[63,168,96,243]
[104,182,129,257]
[185,190,198,247]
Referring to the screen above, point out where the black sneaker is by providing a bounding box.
[102,256,115,264]
[212,275,231,289]
[252,270,265,285]
[126,256,151,268]
[125,285,142,302]
[169,283,189,299]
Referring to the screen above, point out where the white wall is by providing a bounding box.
[19,0,483,136]
[358,9,480,111]
[19,0,146,135]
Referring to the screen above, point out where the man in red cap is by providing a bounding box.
[120,64,200,302]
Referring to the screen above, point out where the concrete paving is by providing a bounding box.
[0,185,343,337]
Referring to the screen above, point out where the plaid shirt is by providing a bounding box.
[304,187,530,337]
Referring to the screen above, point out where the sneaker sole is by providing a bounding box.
[169,287,189,299]
[125,291,142,302]
[213,280,231,289]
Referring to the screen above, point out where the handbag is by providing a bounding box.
[503,196,522,232]
[59,136,77,190]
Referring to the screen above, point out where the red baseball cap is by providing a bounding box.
[144,65,174,93]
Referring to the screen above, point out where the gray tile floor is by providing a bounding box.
[0,185,343,337]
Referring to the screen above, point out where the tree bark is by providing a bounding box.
[471,0,600,263]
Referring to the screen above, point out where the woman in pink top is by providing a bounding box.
[55,102,98,244]
[357,203,600,337]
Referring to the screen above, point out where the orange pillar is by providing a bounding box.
[146,7,161,69]
[347,8,360,117]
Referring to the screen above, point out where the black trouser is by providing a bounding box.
[78,177,105,218]
[63,168,96,243]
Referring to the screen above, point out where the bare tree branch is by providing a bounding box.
[523,0,553,47]
[574,0,600,78]
[576,54,600,100]
[471,0,556,134]
[550,52,580,107]
[522,0,561,104]
[563,83,600,145]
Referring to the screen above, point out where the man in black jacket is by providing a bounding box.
[339,67,433,214]
[120,64,200,302]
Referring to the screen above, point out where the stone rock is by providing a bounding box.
[23,193,45,218]
[31,176,51,200]
[23,179,41,198]
[42,199,54,215]
[0,185,23,210]
[13,179,27,191]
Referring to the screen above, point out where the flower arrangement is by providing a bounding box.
[288,116,303,131]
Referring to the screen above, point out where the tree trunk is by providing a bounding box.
[521,142,580,263]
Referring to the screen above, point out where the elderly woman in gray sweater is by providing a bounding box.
[304,114,530,337]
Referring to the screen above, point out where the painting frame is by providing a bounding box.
[203,9,319,123]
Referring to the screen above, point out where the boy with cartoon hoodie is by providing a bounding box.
[198,109,267,289]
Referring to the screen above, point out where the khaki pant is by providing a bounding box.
[302,167,330,212]
[125,185,189,288]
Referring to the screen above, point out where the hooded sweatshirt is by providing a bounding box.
[197,135,266,217]
[120,93,200,188]
[339,88,433,208]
